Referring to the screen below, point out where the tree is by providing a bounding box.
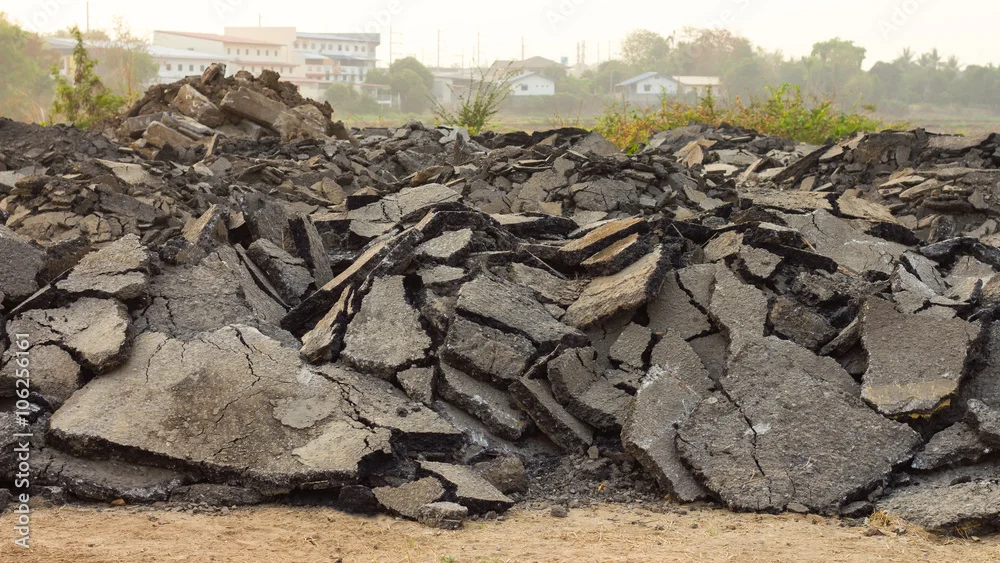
[806,38,866,96]
[365,56,433,113]
[50,27,124,127]
[620,29,670,68]
[0,13,57,122]
[98,16,158,103]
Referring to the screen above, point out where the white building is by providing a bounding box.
[46,36,223,86]
[507,72,555,96]
[154,31,294,76]
[616,72,722,103]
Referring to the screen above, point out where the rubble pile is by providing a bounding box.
[3,73,1000,533]
[118,63,354,154]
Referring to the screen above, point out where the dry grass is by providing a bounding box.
[2,502,998,562]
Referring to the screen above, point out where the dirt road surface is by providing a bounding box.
[2,503,998,562]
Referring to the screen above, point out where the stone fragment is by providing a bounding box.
[0,224,44,301]
[342,276,431,378]
[608,323,652,370]
[966,399,1000,444]
[416,228,473,264]
[373,477,445,519]
[220,86,288,129]
[507,263,585,307]
[859,298,979,417]
[911,422,992,471]
[768,296,836,352]
[288,214,333,287]
[564,247,670,329]
[737,246,782,280]
[739,188,832,212]
[438,363,529,441]
[782,210,907,275]
[8,298,130,373]
[570,179,638,212]
[677,337,919,512]
[397,366,435,405]
[580,233,650,276]
[38,451,189,503]
[172,84,224,127]
[272,104,329,142]
[143,121,194,148]
[557,217,648,266]
[0,345,80,408]
[246,238,315,305]
[141,247,285,340]
[473,456,528,494]
[420,461,514,513]
[509,377,593,453]
[56,234,150,300]
[646,272,711,340]
[171,484,265,506]
[442,316,535,384]
[623,331,714,502]
[676,264,716,310]
[878,468,1000,535]
[709,265,768,354]
[547,347,632,430]
[418,501,468,529]
[51,327,456,493]
[457,277,586,351]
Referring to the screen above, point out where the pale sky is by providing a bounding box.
[3,0,996,70]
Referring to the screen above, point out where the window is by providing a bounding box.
[354,45,358,52]
[294,42,299,49]
[311,43,316,50]
[643,84,652,92]
[520,84,528,91]
[165,63,172,71]
[265,50,269,56]
[361,45,366,52]
[338,45,343,51]
[189,64,194,71]
[257,49,260,56]
[201,65,206,71]
[227,48,231,55]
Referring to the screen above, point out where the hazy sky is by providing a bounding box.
[4,0,997,70]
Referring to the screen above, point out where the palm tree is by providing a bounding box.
[894,47,914,66]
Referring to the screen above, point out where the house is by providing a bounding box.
[616,72,722,103]
[616,72,680,100]
[674,76,722,96]
[506,72,555,96]
[154,31,294,76]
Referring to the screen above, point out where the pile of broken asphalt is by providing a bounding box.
[3,73,1000,535]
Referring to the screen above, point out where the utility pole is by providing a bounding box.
[86,0,89,34]
[437,29,441,69]
[581,40,586,65]
[521,36,525,60]
[389,26,392,66]
[597,41,600,65]
[258,14,262,27]
[476,32,480,67]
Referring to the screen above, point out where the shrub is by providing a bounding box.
[595,83,897,153]
[431,65,518,135]
[49,27,123,127]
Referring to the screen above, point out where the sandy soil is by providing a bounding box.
[1,502,998,563]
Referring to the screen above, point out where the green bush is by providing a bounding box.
[49,27,123,127]
[596,83,897,153]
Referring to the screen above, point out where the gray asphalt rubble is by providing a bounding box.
[2,72,1000,534]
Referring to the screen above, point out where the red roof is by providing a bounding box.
[156,30,282,46]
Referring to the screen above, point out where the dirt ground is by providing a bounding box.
[2,503,999,563]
